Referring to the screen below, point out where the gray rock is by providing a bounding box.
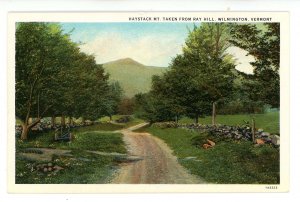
[234,134,243,140]
[226,134,233,138]
[245,132,252,139]
[48,162,53,167]
[53,165,64,171]
[271,135,280,146]
[262,137,272,143]
[261,132,270,137]
[258,128,264,133]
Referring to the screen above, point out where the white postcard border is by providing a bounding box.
[7,11,289,193]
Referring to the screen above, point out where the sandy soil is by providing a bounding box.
[111,123,204,184]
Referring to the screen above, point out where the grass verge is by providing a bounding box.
[141,126,279,184]
[17,127,126,153]
[16,150,118,184]
[16,123,129,184]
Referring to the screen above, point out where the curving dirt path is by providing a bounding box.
[111,123,204,184]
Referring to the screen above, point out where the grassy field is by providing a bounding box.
[99,115,144,127]
[138,126,279,184]
[16,121,130,184]
[179,111,279,134]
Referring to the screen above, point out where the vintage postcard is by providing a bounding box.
[7,12,289,193]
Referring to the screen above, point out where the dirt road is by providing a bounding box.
[111,123,204,184]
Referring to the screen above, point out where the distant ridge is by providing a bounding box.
[105,58,145,67]
[103,58,166,98]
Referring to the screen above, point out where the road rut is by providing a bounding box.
[111,123,203,184]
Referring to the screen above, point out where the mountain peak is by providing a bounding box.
[106,58,144,66]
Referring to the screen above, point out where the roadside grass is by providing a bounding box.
[16,124,126,153]
[16,150,118,184]
[141,126,279,184]
[17,131,126,153]
[75,122,124,132]
[99,115,124,122]
[15,121,131,184]
[99,115,144,128]
[179,111,279,134]
[123,117,145,128]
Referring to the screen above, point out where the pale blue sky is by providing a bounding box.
[61,22,196,67]
[61,22,254,73]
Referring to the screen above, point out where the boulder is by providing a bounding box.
[245,132,252,139]
[262,137,272,143]
[234,133,243,140]
[202,144,212,149]
[258,128,264,133]
[207,139,216,146]
[271,135,280,146]
[256,138,265,145]
[261,132,270,137]
[53,165,64,171]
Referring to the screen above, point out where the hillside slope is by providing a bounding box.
[103,58,166,97]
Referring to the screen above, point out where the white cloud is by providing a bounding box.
[79,32,183,67]
[227,46,255,74]
[79,32,256,73]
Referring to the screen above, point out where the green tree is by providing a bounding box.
[149,23,235,124]
[16,22,77,139]
[118,97,135,116]
[230,23,280,108]
[16,22,118,139]
[182,23,236,124]
[104,82,123,121]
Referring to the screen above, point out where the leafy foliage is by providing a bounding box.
[230,23,280,108]
[136,23,236,123]
[15,22,123,139]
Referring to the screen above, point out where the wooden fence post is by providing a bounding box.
[251,118,256,144]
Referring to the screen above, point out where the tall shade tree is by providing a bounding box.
[182,23,236,124]
[16,22,122,139]
[150,23,236,124]
[106,82,123,120]
[15,22,77,139]
[230,23,280,108]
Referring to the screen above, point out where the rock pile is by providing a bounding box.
[36,162,64,173]
[152,122,280,147]
[15,121,97,137]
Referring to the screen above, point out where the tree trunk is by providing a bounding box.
[51,116,56,128]
[195,114,199,124]
[175,115,178,123]
[61,115,65,127]
[212,102,216,125]
[20,118,41,140]
[109,115,112,122]
[20,123,29,140]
